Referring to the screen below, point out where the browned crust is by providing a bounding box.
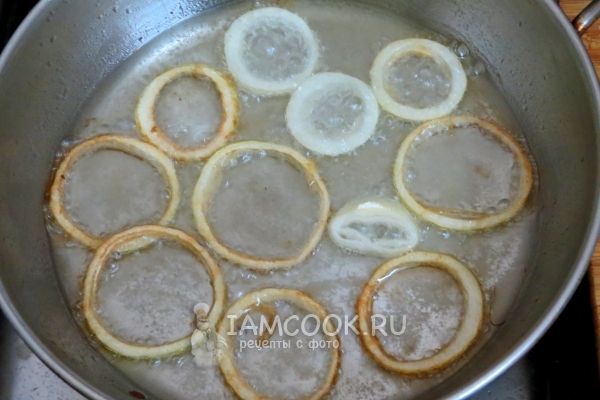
[217,288,341,400]
[82,225,226,359]
[192,141,331,272]
[394,116,533,231]
[135,64,240,162]
[356,251,484,376]
[48,134,180,248]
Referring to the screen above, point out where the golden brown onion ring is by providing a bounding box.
[356,251,483,375]
[49,134,180,249]
[394,116,533,231]
[135,64,240,161]
[192,141,330,271]
[218,288,340,400]
[82,225,226,359]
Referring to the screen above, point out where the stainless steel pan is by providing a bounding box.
[1,0,600,398]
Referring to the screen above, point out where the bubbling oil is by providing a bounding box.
[46,1,539,399]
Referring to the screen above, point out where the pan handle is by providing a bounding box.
[556,0,600,35]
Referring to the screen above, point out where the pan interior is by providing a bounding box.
[45,1,541,399]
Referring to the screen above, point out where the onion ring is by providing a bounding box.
[224,7,319,96]
[82,225,226,359]
[356,251,483,375]
[394,116,533,231]
[370,39,467,121]
[135,64,240,161]
[49,134,180,249]
[328,197,420,257]
[192,141,330,271]
[218,288,340,400]
[286,72,380,156]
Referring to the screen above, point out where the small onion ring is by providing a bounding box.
[394,116,533,231]
[286,72,380,156]
[356,251,483,375]
[82,225,226,359]
[49,134,180,249]
[328,197,420,257]
[135,64,240,161]
[224,7,319,96]
[370,39,467,121]
[218,288,340,400]
[192,141,330,271]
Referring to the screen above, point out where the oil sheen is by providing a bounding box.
[47,1,540,399]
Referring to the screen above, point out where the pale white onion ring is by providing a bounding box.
[192,141,330,271]
[370,39,467,121]
[356,251,483,375]
[135,64,240,161]
[394,116,533,231]
[286,72,380,156]
[224,7,319,96]
[49,134,180,249]
[328,197,420,257]
[82,225,226,359]
[218,288,340,400]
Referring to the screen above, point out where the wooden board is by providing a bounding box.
[561,0,600,363]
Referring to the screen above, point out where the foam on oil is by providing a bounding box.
[47,1,540,399]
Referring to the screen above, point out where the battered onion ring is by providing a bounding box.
[218,288,340,400]
[135,64,240,161]
[356,251,483,375]
[394,116,533,231]
[82,225,226,359]
[49,134,180,249]
[370,39,467,121]
[192,141,330,271]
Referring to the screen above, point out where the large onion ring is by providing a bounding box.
[224,7,319,96]
[328,197,420,257]
[218,288,340,400]
[394,116,533,231]
[192,141,330,271]
[135,64,240,161]
[82,225,226,359]
[356,251,483,375]
[286,72,380,156]
[49,134,180,249]
[370,39,467,121]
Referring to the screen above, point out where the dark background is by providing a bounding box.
[0,1,599,399]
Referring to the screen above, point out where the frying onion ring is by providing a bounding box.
[192,141,330,271]
[356,251,483,375]
[135,64,240,161]
[394,116,533,231]
[82,225,226,359]
[328,197,420,257]
[286,72,380,156]
[218,288,340,400]
[370,39,467,121]
[49,134,180,249]
[224,7,319,95]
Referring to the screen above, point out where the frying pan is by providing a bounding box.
[1,0,600,398]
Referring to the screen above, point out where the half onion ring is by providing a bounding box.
[224,7,319,96]
[49,134,180,249]
[192,141,330,271]
[394,116,533,231]
[218,288,341,400]
[356,251,483,375]
[370,38,467,121]
[82,225,226,359]
[135,64,240,161]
